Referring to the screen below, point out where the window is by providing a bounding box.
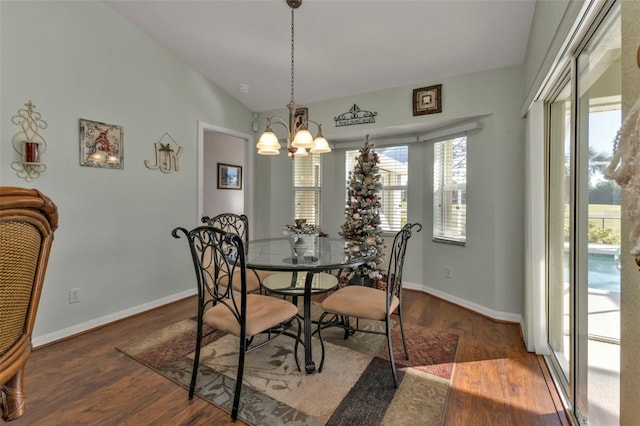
[293,154,322,226]
[346,145,408,232]
[433,136,467,244]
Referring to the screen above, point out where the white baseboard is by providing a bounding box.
[32,284,525,349]
[32,288,197,348]
[404,282,524,330]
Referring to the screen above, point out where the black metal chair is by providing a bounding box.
[172,225,302,421]
[316,222,422,387]
[201,213,273,293]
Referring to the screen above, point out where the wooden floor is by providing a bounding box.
[6,290,569,425]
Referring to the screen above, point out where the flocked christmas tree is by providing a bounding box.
[340,135,385,281]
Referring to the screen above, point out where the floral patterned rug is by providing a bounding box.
[117,305,459,425]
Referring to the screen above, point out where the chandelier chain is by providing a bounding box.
[290,7,295,104]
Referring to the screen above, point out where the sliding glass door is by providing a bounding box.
[547,3,621,424]
[548,79,572,391]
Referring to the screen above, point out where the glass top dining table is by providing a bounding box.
[246,236,373,373]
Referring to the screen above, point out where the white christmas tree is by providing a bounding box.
[340,135,385,281]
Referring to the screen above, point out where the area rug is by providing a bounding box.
[117,304,459,425]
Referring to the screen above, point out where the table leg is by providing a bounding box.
[303,271,315,374]
[290,271,298,307]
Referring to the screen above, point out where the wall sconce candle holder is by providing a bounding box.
[11,100,48,182]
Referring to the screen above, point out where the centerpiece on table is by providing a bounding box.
[283,219,321,256]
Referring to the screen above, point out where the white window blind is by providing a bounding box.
[293,154,322,227]
[433,136,467,244]
[346,145,408,232]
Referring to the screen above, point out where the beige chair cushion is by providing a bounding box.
[252,269,275,281]
[205,268,263,294]
[262,271,338,292]
[229,270,262,293]
[321,285,399,321]
[203,294,298,337]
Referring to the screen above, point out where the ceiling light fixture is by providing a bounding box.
[256,0,330,158]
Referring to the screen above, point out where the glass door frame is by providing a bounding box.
[543,2,621,424]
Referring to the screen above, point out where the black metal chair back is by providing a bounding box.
[202,213,273,294]
[316,222,422,388]
[173,225,246,322]
[202,213,249,252]
[385,222,423,306]
[172,224,301,421]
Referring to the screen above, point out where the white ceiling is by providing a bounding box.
[106,0,536,113]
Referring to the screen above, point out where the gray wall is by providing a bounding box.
[254,65,526,320]
[0,1,252,341]
[0,0,591,342]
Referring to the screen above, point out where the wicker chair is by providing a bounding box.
[0,187,58,421]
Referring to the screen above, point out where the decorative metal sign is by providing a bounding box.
[334,104,377,127]
[145,132,183,174]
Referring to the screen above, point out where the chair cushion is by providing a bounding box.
[262,271,338,292]
[252,269,275,281]
[203,294,298,337]
[320,285,399,321]
[229,270,262,293]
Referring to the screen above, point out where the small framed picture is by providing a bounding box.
[294,107,308,130]
[79,118,124,168]
[217,163,242,190]
[412,84,442,116]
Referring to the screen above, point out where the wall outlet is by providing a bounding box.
[68,288,80,304]
[444,266,453,279]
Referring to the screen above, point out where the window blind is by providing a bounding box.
[293,154,322,227]
[346,145,408,232]
[433,136,467,244]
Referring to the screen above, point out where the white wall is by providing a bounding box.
[0,1,252,342]
[254,65,526,319]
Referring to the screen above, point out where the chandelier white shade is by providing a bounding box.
[256,0,330,158]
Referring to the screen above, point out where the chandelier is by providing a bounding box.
[256,0,331,158]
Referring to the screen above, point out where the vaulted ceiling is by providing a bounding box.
[106,0,536,113]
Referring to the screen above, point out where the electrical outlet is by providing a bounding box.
[444,267,452,279]
[68,288,80,304]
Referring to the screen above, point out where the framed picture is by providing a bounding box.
[217,163,242,190]
[412,84,442,116]
[79,118,124,169]
[294,107,308,130]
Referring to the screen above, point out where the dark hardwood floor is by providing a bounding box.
[6,291,569,425]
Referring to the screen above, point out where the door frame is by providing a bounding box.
[197,120,255,228]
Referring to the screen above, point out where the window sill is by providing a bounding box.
[432,237,465,247]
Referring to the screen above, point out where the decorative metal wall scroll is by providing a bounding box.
[334,104,377,127]
[79,119,124,169]
[11,100,48,182]
[144,132,183,174]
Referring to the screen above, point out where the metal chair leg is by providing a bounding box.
[293,317,302,372]
[386,317,399,388]
[232,338,247,421]
[397,305,409,360]
[189,321,204,399]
